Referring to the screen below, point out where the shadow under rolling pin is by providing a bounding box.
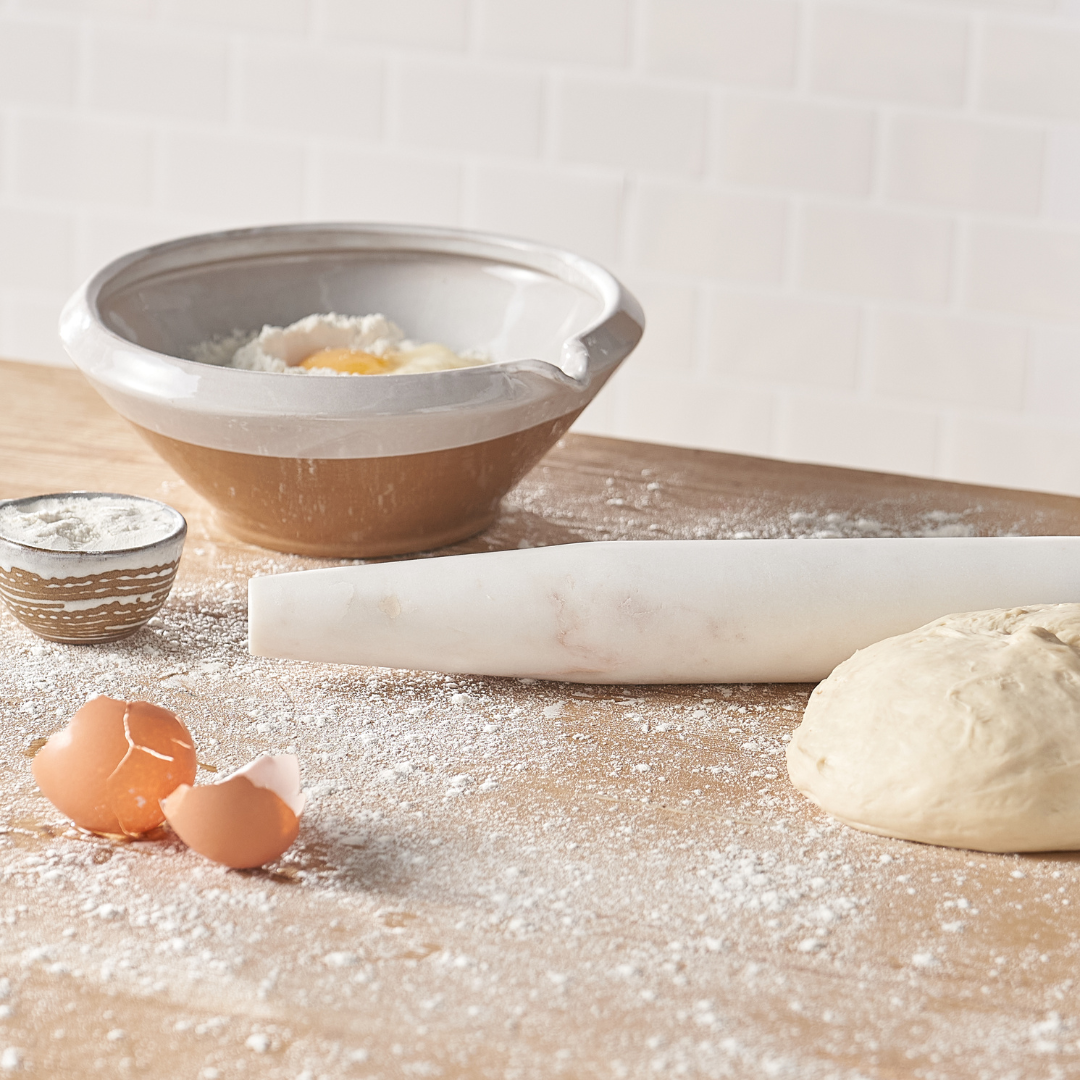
[247,537,1080,684]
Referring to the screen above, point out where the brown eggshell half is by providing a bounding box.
[161,777,300,869]
[32,696,197,835]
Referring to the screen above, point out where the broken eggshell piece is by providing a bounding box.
[32,696,197,835]
[161,754,305,869]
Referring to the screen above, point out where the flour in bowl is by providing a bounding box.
[0,495,180,552]
[191,313,490,376]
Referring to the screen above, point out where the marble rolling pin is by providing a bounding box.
[248,537,1080,683]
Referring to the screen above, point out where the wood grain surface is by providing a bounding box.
[1,358,1080,1079]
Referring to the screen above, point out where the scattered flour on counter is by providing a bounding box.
[781,508,977,539]
[0,585,1064,1077]
[0,466,1064,1077]
[717,509,979,541]
[0,495,179,552]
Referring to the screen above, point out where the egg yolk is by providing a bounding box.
[298,348,395,374]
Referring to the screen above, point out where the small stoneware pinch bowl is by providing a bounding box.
[0,492,186,644]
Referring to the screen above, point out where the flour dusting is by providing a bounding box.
[0,495,180,552]
[191,313,489,376]
[0,448,1069,1077]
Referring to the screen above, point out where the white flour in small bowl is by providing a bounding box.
[0,495,181,552]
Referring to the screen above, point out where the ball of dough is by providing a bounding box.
[786,604,1080,852]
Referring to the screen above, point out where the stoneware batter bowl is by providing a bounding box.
[59,223,644,557]
[0,492,187,644]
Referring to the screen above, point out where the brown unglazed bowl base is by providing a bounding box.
[133,412,582,558]
[0,561,180,643]
[26,627,149,645]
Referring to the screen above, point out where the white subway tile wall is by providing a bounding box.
[884,114,1044,213]
[237,42,384,138]
[810,4,969,106]
[3,0,1080,496]
[471,165,625,266]
[642,0,799,86]
[799,203,955,302]
[478,0,632,66]
[87,26,230,122]
[708,293,862,387]
[717,97,876,195]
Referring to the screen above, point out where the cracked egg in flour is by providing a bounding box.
[193,312,491,376]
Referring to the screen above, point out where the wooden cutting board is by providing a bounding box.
[1,357,1078,1079]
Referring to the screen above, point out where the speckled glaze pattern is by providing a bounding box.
[0,493,186,644]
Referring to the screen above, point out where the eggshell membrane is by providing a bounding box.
[32,697,197,835]
[232,753,306,817]
[161,777,300,869]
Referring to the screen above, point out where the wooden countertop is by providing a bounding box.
[1,357,1079,1079]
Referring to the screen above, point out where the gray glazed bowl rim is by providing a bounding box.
[0,491,187,559]
[58,222,647,462]
[74,221,638,379]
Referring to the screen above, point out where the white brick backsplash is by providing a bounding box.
[886,115,1043,214]
[1025,324,1080,422]
[13,113,154,207]
[1,291,72,366]
[6,1,1080,497]
[709,292,861,387]
[777,394,938,476]
[478,0,631,66]
[981,21,1080,120]
[1045,127,1080,222]
[13,1,156,14]
[967,222,1080,322]
[969,0,1060,10]
[634,184,787,281]
[608,370,775,455]
[643,0,798,87]
[239,43,382,139]
[394,61,543,158]
[314,147,462,227]
[618,277,697,375]
[0,207,74,292]
[718,97,875,195]
[811,3,968,106]
[470,166,623,266]
[78,214,197,281]
[88,26,229,122]
[161,131,306,221]
[0,18,78,107]
[800,204,954,302]
[160,0,309,33]
[943,416,1080,497]
[557,77,707,178]
[322,0,468,51]
[871,310,1026,411]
